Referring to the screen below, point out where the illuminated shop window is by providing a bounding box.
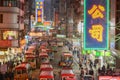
[3,31,18,40]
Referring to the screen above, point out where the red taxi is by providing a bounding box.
[61,68,76,80]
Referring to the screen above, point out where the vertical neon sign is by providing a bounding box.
[84,0,109,50]
[35,0,44,23]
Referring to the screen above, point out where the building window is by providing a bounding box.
[3,0,18,7]
[0,0,3,6]
[0,14,3,23]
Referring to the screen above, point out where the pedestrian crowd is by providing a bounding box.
[0,53,24,80]
[98,64,120,76]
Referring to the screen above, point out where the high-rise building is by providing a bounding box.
[0,0,25,60]
[44,0,54,21]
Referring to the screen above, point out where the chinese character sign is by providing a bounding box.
[37,9,42,22]
[35,1,44,23]
[84,0,109,50]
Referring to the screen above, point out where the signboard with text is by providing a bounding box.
[36,1,44,23]
[0,40,19,48]
[0,40,11,48]
[84,0,109,50]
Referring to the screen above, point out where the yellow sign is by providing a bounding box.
[37,10,42,22]
[40,2,43,5]
[38,10,42,15]
[89,25,103,42]
[88,5,105,19]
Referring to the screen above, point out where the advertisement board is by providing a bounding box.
[84,0,109,50]
[36,0,44,23]
[0,40,19,48]
[0,40,11,48]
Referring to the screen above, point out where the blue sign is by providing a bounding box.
[84,0,109,50]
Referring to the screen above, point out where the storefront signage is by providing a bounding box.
[43,21,51,26]
[84,0,109,50]
[36,0,44,23]
[29,32,42,37]
[0,40,19,48]
[0,40,11,48]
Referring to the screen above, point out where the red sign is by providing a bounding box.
[0,40,11,48]
[43,21,51,26]
[99,76,120,80]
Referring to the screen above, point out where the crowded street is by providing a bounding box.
[0,0,120,80]
[0,37,120,80]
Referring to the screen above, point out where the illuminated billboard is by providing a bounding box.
[84,0,109,50]
[36,1,44,23]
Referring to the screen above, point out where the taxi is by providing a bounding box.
[39,70,54,80]
[39,52,49,64]
[14,62,30,80]
[40,63,53,71]
[59,52,73,67]
[25,54,36,69]
[61,68,76,80]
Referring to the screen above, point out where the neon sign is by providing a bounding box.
[37,9,42,22]
[35,1,44,23]
[88,5,105,19]
[89,24,103,42]
[84,0,109,50]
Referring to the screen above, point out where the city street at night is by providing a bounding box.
[0,0,120,80]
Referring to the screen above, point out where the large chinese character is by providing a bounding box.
[88,5,105,19]
[89,25,103,42]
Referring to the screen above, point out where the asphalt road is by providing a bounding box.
[31,46,81,80]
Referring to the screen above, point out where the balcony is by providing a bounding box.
[0,7,19,13]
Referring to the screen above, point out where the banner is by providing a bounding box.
[84,0,109,50]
